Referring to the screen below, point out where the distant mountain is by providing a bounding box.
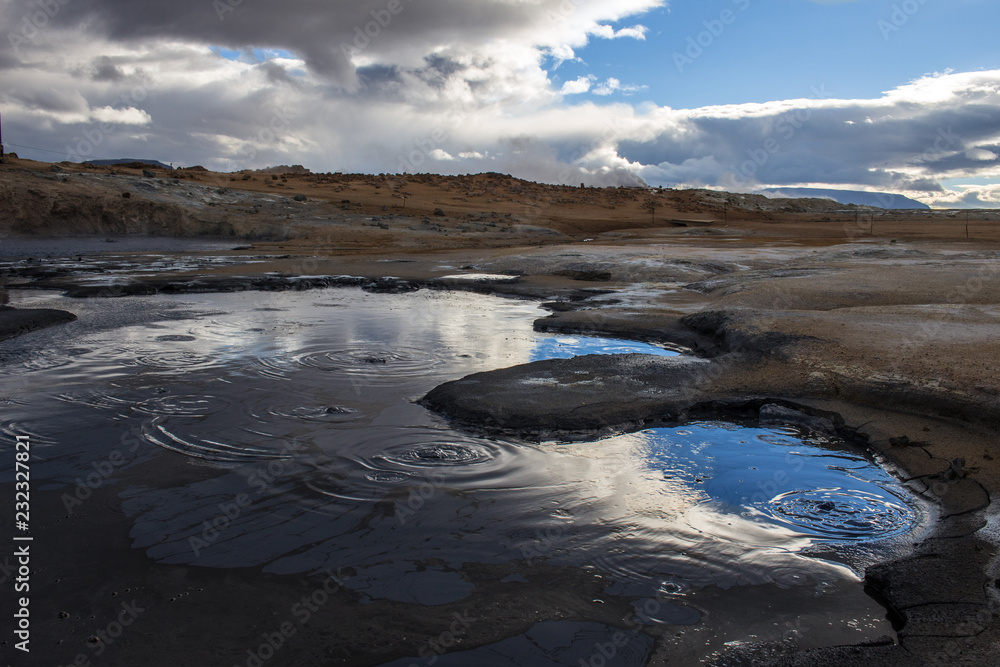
[83,158,174,169]
[761,188,929,210]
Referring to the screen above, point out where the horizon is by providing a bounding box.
[2,0,998,208]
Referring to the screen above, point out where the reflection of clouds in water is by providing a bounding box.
[167,289,547,381]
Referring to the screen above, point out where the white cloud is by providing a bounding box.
[588,24,649,40]
[591,77,646,96]
[91,106,152,125]
[966,148,998,161]
[428,148,456,161]
[592,78,621,96]
[561,76,595,95]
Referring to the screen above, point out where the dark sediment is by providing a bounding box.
[0,305,77,340]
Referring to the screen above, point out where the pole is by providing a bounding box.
[1,111,4,157]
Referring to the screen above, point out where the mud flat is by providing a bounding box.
[3,237,999,665]
[422,244,1000,666]
[2,158,999,665]
[0,304,76,340]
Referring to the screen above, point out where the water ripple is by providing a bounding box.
[141,418,295,463]
[765,488,916,541]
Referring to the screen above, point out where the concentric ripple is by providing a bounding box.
[293,345,444,382]
[294,426,556,505]
[124,350,216,372]
[266,405,362,423]
[141,418,295,462]
[384,443,495,467]
[766,488,916,540]
[55,391,135,411]
[22,347,93,371]
[134,395,231,417]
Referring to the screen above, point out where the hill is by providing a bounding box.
[761,187,930,210]
[82,158,174,169]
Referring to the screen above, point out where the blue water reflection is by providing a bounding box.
[634,422,917,542]
[531,335,681,361]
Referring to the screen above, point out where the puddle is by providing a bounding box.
[0,288,927,658]
[530,335,680,360]
[546,422,926,598]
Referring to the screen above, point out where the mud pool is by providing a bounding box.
[0,288,930,663]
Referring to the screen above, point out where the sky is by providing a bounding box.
[2,0,999,208]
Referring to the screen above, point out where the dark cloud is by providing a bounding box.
[26,0,657,82]
[92,55,125,82]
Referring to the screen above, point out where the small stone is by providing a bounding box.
[121,191,131,198]
[142,169,156,178]
[293,194,307,202]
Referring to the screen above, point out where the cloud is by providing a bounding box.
[428,148,456,161]
[592,77,647,96]
[588,24,649,40]
[617,71,1000,200]
[561,75,595,95]
[922,184,1000,209]
[4,0,664,84]
[0,1,997,205]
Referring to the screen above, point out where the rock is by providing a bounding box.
[362,278,419,294]
[121,192,131,199]
[0,307,77,341]
[422,354,715,436]
[433,208,446,216]
[758,403,839,434]
[142,169,156,178]
[50,165,63,173]
[293,194,307,202]
[806,371,835,394]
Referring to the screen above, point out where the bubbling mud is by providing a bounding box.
[0,287,928,634]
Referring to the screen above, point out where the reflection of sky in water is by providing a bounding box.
[530,335,681,361]
[583,423,919,544]
[0,288,925,610]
